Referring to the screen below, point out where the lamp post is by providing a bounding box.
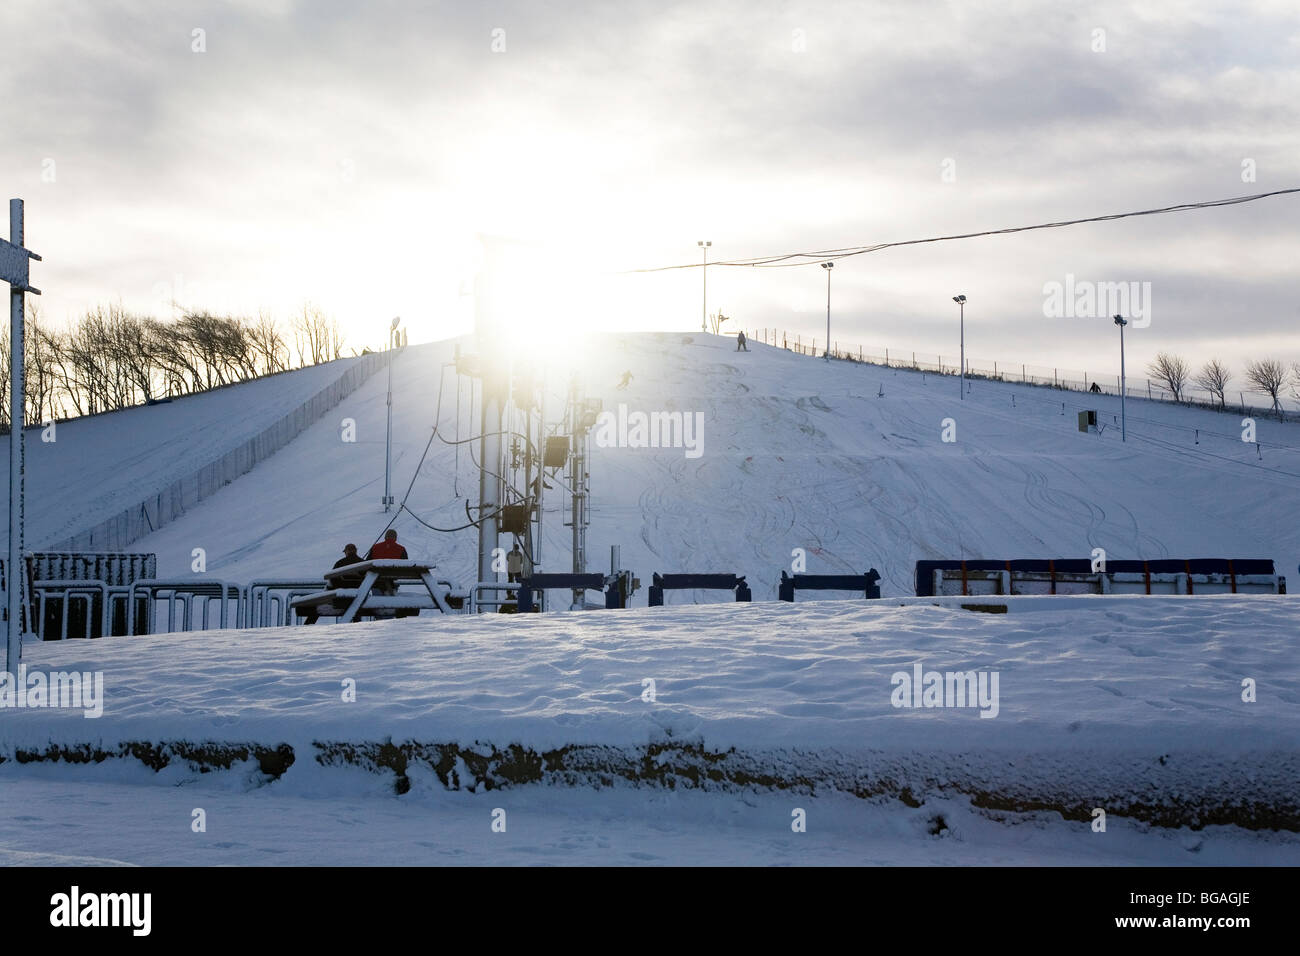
[697,240,711,332]
[1113,314,1127,442]
[821,261,833,361]
[384,315,400,511]
[953,295,966,400]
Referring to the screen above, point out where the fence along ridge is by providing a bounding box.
[43,351,391,553]
[749,327,1297,417]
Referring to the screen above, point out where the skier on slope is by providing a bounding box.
[736,330,748,352]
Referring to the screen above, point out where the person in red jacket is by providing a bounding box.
[366,529,409,561]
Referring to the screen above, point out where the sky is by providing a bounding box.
[2,0,1299,385]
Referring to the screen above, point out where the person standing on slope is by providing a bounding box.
[736,330,748,351]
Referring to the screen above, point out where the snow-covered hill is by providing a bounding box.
[90,331,1300,599]
[1,356,373,552]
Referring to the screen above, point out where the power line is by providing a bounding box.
[626,187,1300,273]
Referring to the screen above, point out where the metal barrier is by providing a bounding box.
[914,558,1285,596]
[244,580,330,627]
[127,579,243,634]
[778,571,881,602]
[17,553,157,639]
[516,573,630,612]
[33,584,108,641]
[648,573,751,606]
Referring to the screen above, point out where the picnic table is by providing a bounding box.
[289,560,466,624]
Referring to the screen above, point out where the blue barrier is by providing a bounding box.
[648,573,751,606]
[517,573,629,612]
[914,558,1281,596]
[778,571,881,601]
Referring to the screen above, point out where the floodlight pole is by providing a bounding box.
[1114,314,1128,442]
[953,295,967,400]
[821,262,833,361]
[698,241,711,332]
[383,316,400,512]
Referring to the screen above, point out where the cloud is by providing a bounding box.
[0,0,1297,371]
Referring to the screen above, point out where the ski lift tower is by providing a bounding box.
[474,239,508,600]
[563,375,600,607]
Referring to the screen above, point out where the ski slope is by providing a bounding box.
[0,356,368,552]
[95,331,1300,599]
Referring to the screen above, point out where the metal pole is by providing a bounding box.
[384,331,394,512]
[1119,323,1126,441]
[959,300,965,400]
[824,267,831,362]
[702,245,708,332]
[532,370,546,611]
[476,246,504,602]
[7,199,25,672]
[1116,317,1127,442]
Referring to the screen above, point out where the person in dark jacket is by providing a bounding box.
[332,543,364,588]
[736,331,748,351]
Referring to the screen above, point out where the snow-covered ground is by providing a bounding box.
[4,332,1299,866]
[3,775,1293,867]
[3,596,1298,864]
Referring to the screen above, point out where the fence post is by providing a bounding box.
[1147,380,1151,399]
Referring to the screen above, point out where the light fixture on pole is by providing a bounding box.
[952,295,967,400]
[697,240,711,332]
[1113,314,1127,442]
[384,315,401,512]
[821,261,833,361]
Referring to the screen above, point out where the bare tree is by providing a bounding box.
[24,302,65,424]
[248,310,289,375]
[1245,358,1288,420]
[292,304,332,366]
[1146,352,1189,402]
[1193,358,1230,410]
